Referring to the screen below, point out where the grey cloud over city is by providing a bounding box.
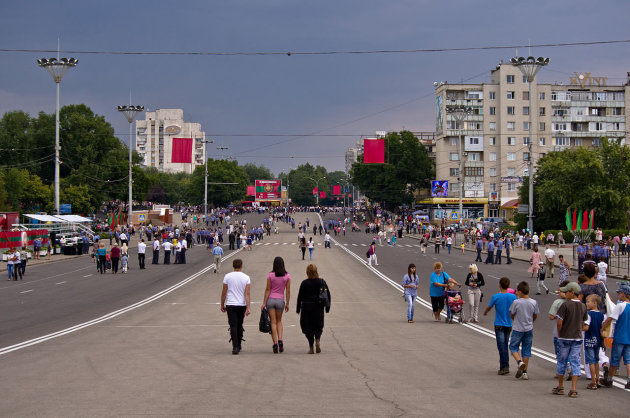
[1,0,629,174]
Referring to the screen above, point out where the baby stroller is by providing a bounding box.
[445,288,465,324]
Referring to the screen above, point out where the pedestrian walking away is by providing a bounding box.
[484,277,518,375]
[220,259,251,355]
[509,281,539,381]
[296,264,331,354]
[262,257,291,354]
[213,244,224,273]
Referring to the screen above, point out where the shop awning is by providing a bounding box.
[501,199,520,209]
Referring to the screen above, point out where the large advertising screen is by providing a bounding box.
[255,180,281,200]
[431,180,449,197]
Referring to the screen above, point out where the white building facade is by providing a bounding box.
[434,64,630,219]
[135,109,207,174]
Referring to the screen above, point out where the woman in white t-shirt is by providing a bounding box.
[596,261,608,285]
[308,237,315,260]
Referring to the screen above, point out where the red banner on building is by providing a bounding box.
[247,186,255,196]
[171,138,193,163]
[319,191,326,199]
[363,138,385,164]
[333,185,341,195]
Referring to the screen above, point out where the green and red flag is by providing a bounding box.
[589,209,595,229]
[565,209,572,231]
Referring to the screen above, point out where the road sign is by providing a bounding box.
[138,214,146,222]
[450,212,459,220]
[59,204,71,214]
[518,204,529,214]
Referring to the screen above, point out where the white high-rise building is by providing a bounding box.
[135,109,207,174]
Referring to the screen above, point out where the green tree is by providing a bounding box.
[288,163,327,206]
[60,183,94,214]
[520,140,630,230]
[188,159,248,206]
[241,163,274,183]
[350,131,433,209]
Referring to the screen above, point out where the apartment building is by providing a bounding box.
[433,63,630,221]
[135,109,207,174]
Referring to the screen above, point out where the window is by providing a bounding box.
[523,75,528,83]
[465,167,483,177]
[489,92,496,100]
[523,106,530,116]
[539,107,546,116]
[490,183,497,192]
[507,91,515,99]
[507,152,516,161]
[450,168,459,177]
[507,106,515,115]
[507,168,515,176]
[490,168,497,177]
[489,152,497,161]
[449,182,458,192]
[450,152,459,161]
[523,122,530,130]
[553,123,567,131]
[539,153,545,159]
[523,137,530,145]
[507,137,516,145]
[489,137,496,146]
[507,183,516,191]
[539,122,546,131]
[574,138,582,146]
[468,152,480,161]
[507,122,515,131]
[522,91,529,100]
[555,137,569,146]
[593,138,601,147]
[507,75,515,83]
[489,106,496,115]
[469,122,482,130]
[469,137,480,145]
[523,152,530,161]
[539,92,545,100]
[553,108,568,117]
[489,122,497,131]
[450,137,457,146]
[594,122,604,131]
[539,137,546,146]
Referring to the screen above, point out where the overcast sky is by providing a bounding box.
[1,0,629,175]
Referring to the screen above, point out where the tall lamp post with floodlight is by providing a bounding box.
[37,57,78,215]
[309,176,327,206]
[201,139,214,219]
[446,105,473,224]
[117,105,145,227]
[511,56,549,234]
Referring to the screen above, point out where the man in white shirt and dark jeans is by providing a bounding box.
[221,259,251,355]
[137,239,146,269]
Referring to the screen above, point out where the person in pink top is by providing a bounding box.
[528,247,542,278]
[262,256,291,353]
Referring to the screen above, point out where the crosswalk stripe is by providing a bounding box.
[282,243,287,245]
[360,244,367,246]
[264,243,271,246]
[351,244,358,246]
[273,243,279,245]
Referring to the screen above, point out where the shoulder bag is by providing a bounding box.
[318,278,330,309]
[259,307,271,333]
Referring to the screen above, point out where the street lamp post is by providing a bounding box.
[446,105,473,224]
[308,176,327,206]
[117,105,145,227]
[200,139,214,220]
[511,56,549,234]
[37,57,78,215]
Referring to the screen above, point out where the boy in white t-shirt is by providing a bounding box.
[596,260,608,285]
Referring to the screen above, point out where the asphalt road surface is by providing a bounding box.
[0,211,627,416]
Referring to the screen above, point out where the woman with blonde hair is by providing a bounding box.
[296,264,331,354]
[464,264,485,323]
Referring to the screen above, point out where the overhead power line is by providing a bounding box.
[1,39,629,57]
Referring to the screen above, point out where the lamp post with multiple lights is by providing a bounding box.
[201,139,214,219]
[309,176,327,206]
[37,57,78,215]
[117,105,145,227]
[446,105,473,223]
[511,56,549,234]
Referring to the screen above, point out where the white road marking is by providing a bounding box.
[405,244,413,248]
[351,244,358,246]
[273,243,279,245]
[282,243,287,245]
[20,290,33,294]
[264,243,271,246]
[55,281,66,285]
[83,274,92,278]
[0,249,243,356]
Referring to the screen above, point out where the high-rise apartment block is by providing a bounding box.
[135,109,207,174]
[433,64,630,220]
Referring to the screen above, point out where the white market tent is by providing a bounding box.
[24,214,92,223]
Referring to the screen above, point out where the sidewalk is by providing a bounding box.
[0,252,85,274]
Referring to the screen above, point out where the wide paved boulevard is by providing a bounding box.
[0,211,628,416]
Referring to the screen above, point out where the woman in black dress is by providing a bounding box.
[296,264,331,354]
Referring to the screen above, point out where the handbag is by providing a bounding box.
[366,250,371,258]
[318,279,330,309]
[259,307,271,333]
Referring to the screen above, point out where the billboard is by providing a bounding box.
[431,180,449,197]
[255,180,281,201]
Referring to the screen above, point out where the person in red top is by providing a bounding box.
[110,243,121,274]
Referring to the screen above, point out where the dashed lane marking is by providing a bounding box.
[20,290,33,294]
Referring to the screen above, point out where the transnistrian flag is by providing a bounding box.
[589,209,595,229]
[333,185,341,195]
[565,209,572,231]
[312,187,318,196]
[247,186,255,196]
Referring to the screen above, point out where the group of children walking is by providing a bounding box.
[485,277,630,398]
